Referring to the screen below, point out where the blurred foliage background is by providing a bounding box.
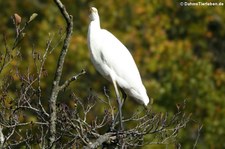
[0,0,225,148]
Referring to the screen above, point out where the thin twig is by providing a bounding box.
[59,69,86,91]
[193,124,203,149]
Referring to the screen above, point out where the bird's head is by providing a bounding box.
[89,7,99,21]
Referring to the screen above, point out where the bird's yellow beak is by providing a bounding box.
[89,7,97,13]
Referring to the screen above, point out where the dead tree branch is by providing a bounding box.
[59,69,86,91]
[49,0,73,148]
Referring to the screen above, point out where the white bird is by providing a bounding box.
[87,7,151,128]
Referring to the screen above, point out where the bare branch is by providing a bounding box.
[84,133,116,149]
[193,124,203,149]
[0,126,4,147]
[59,69,86,91]
[49,0,73,148]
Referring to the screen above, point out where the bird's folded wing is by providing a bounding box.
[100,29,143,88]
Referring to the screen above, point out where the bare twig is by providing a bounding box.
[59,69,86,91]
[84,132,116,149]
[193,124,203,149]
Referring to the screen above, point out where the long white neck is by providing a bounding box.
[89,17,101,30]
[88,16,101,51]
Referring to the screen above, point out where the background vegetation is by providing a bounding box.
[0,0,225,148]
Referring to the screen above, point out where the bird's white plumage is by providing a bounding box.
[87,7,150,106]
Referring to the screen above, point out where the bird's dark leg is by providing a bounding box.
[112,80,124,131]
[120,87,127,106]
[111,88,127,131]
[114,88,127,123]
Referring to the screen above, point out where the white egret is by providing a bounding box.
[87,7,151,129]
